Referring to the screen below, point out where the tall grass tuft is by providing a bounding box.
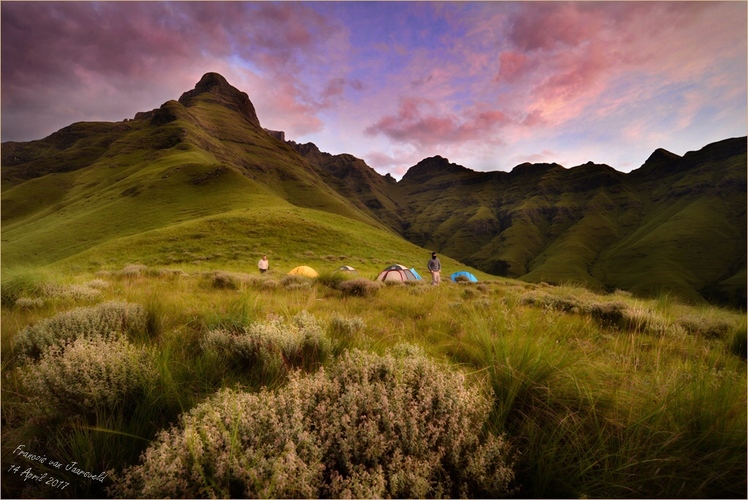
[1,267,55,307]
[108,348,515,499]
[728,325,747,359]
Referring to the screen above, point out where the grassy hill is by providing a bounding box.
[2,72,745,308]
[389,142,747,308]
[1,73,745,499]
[1,73,467,279]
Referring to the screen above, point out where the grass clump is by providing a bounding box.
[108,348,515,499]
[1,267,55,307]
[12,301,148,358]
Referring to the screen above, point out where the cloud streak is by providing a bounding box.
[2,2,745,178]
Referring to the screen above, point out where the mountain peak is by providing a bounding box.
[178,72,261,128]
[401,156,471,182]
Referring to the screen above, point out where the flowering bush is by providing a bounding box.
[201,310,331,373]
[20,336,156,417]
[109,348,515,498]
[15,297,44,309]
[328,315,366,337]
[13,301,148,359]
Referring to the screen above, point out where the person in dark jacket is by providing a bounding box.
[427,252,441,285]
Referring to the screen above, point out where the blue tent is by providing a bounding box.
[409,268,423,280]
[450,271,478,282]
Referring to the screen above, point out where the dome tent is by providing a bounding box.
[450,271,478,283]
[288,266,319,278]
[337,265,358,273]
[376,264,421,282]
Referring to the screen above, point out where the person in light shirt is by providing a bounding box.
[258,255,269,273]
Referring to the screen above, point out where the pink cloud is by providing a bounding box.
[365,97,510,148]
[1,2,349,141]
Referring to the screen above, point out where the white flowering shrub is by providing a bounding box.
[36,281,103,301]
[15,297,44,309]
[328,315,366,337]
[20,336,156,417]
[109,348,515,499]
[201,310,331,373]
[85,278,110,290]
[13,301,148,358]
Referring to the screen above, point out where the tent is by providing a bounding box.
[376,264,421,282]
[451,271,478,283]
[409,268,423,280]
[288,265,319,278]
[337,265,358,273]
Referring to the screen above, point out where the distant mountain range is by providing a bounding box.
[3,73,745,306]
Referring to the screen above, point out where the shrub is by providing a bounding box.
[19,336,156,417]
[85,279,110,290]
[15,297,45,309]
[520,291,580,313]
[328,315,366,337]
[201,311,331,373]
[43,283,103,301]
[621,305,669,335]
[586,301,627,327]
[122,264,148,277]
[210,271,240,290]
[108,348,515,499]
[208,271,255,290]
[261,279,279,290]
[13,301,148,359]
[281,274,311,288]
[338,278,382,297]
[317,271,347,290]
[676,315,731,339]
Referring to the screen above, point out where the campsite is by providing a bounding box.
[2,3,746,497]
[2,259,746,498]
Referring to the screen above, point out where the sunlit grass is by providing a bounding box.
[1,265,745,498]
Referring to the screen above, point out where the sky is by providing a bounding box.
[2,1,746,178]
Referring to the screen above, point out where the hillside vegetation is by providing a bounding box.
[3,72,745,306]
[1,266,745,498]
[1,73,746,499]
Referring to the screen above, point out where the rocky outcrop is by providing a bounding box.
[178,72,261,128]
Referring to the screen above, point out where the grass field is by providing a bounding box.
[2,264,745,498]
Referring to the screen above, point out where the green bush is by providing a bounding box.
[13,301,148,359]
[108,348,514,499]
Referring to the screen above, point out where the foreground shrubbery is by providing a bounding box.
[19,336,156,418]
[13,301,148,359]
[108,347,515,498]
[201,310,331,374]
[1,268,744,499]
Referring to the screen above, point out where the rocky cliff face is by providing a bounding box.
[178,72,262,128]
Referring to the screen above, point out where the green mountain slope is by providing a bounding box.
[1,74,445,276]
[3,73,745,306]
[388,140,746,306]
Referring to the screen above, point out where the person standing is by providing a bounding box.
[258,255,269,274]
[427,252,441,285]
